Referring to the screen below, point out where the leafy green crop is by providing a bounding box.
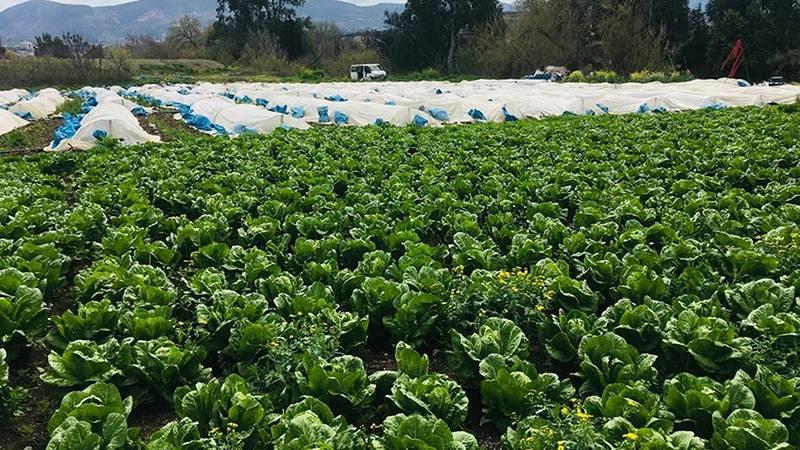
[1,104,799,448]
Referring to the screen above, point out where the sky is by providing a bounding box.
[0,0,404,11]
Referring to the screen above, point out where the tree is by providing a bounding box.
[108,48,133,75]
[212,0,309,60]
[62,33,93,71]
[304,22,343,67]
[598,0,666,74]
[374,0,502,74]
[34,33,69,58]
[0,38,6,59]
[706,0,800,80]
[167,15,205,49]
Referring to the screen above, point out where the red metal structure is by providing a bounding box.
[722,39,745,79]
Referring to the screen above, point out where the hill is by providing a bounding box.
[0,0,404,43]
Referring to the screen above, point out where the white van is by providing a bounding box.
[350,64,387,81]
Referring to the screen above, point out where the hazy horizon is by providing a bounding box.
[0,0,406,12]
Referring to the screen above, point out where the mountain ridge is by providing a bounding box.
[0,0,405,43]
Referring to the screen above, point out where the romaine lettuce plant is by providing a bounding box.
[710,409,792,450]
[295,354,375,422]
[663,372,755,438]
[268,397,367,449]
[578,332,658,395]
[538,309,607,363]
[448,317,529,382]
[480,354,575,430]
[662,310,751,375]
[46,382,135,450]
[371,414,478,450]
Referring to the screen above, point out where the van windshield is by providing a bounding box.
[369,65,383,72]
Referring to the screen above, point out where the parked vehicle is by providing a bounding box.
[350,64,387,81]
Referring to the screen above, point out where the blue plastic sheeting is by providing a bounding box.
[706,102,726,110]
[317,106,330,123]
[325,95,347,102]
[136,95,163,107]
[501,106,518,122]
[92,129,108,140]
[213,124,227,135]
[256,98,269,108]
[237,95,253,104]
[14,111,33,120]
[596,104,610,114]
[334,111,349,125]
[52,113,81,147]
[80,96,98,114]
[187,114,214,131]
[435,88,443,95]
[427,107,449,121]
[585,110,596,116]
[637,103,651,114]
[223,92,236,99]
[385,101,396,106]
[178,88,191,95]
[374,118,386,125]
[234,124,257,134]
[270,104,288,114]
[737,80,751,87]
[562,111,577,116]
[468,109,487,121]
[413,114,428,126]
[652,106,666,113]
[291,106,305,119]
[172,103,192,118]
[131,106,148,117]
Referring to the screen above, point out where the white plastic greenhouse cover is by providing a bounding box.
[83,87,152,113]
[8,88,66,120]
[48,102,160,152]
[125,78,800,131]
[0,89,30,106]
[187,98,310,134]
[0,108,29,136]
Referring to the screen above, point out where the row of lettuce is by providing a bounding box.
[1,105,799,449]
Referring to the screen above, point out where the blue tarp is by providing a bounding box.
[131,106,148,117]
[501,106,518,122]
[291,106,305,119]
[413,114,428,126]
[317,106,330,123]
[325,95,347,102]
[14,111,33,120]
[334,111,349,125]
[596,104,610,114]
[92,129,108,140]
[256,98,269,108]
[270,104,288,114]
[468,109,487,121]
[427,107,449,121]
[51,113,81,147]
[234,124,257,134]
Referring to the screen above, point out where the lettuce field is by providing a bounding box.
[1,105,800,449]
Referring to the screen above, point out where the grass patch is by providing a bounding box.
[143,112,204,142]
[56,97,82,116]
[0,119,59,151]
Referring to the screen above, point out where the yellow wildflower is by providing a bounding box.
[536,305,545,311]
[626,399,638,407]
[624,432,638,441]
[576,411,592,421]
[560,406,570,416]
[557,440,566,450]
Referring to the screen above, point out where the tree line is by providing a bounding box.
[12,0,800,81]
